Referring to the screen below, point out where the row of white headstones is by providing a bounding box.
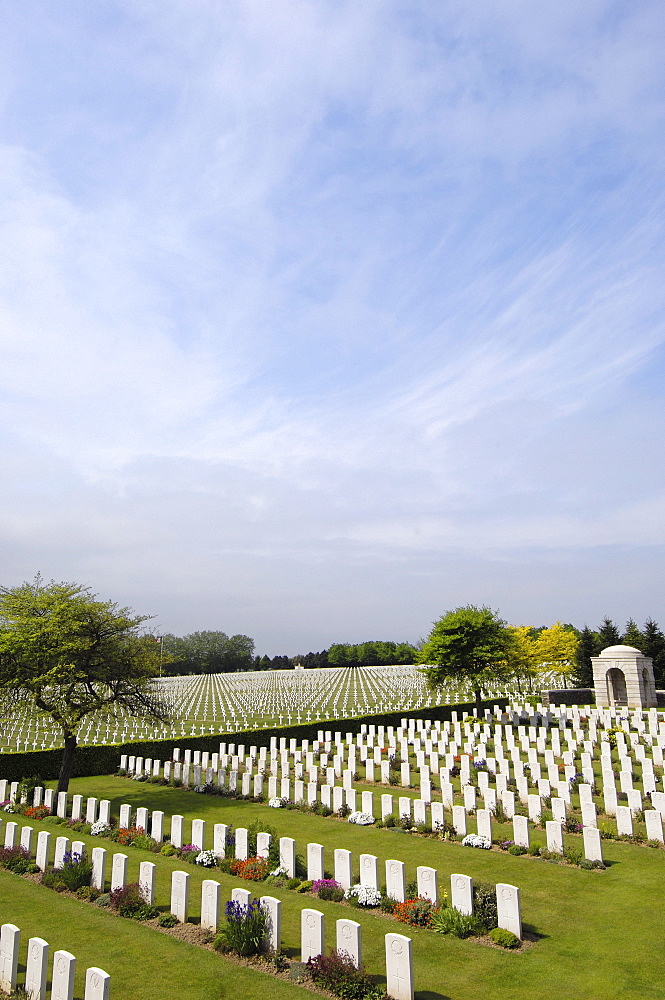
[0,813,520,1000]
[0,802,522,936]
[0,922,109,1000]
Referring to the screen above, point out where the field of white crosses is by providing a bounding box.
[0,665,564,754]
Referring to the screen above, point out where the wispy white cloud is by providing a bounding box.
[0,1,663,649]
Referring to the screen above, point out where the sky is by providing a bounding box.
[0,0,664,655]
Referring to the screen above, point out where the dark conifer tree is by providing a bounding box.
[597,617,621,647]
[572,626,600,687]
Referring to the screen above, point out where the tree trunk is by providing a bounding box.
[474,687,482,714]
[56,734,78,795]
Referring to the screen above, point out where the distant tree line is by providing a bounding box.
[251,640,418,671]
[573,617,665,688]
[159,618,665,687]
[160,631,254,675]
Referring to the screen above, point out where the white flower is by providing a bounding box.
[90,821,110,837]
[269,865,289,877]
[195,850,217,867]
[344,884,382,907]
[268,797,285,808]
[462,834,491,849]
[348,811,375,826]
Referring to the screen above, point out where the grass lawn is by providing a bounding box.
[2,775,665,1000]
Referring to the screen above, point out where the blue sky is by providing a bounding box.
[0,1,663,654]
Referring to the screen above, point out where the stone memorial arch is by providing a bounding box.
[591,645,657,709]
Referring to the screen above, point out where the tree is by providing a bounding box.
[641,618,665,688]
[597,617,621,647]
[161,631,254,675]
[417,605,517,710]
[507,625,540,692]
[571,626,600,688]
[0,576,171,793]
[622,619,645,649]
[532,622,580,686]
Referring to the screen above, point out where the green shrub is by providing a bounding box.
[307,949,382,999]
[95,893,111,906]
[57,851,92,891]
[286,878,301,890]
[76,886,101,901]
[508,845,527,856]
[109,882,149,917]
[489,927,520,949]
[160,844,178,857]
[473,882,498,930]
[431,907,481,938]
[158,912,179,927]
[297,880,313,893]
[0,846,34,874]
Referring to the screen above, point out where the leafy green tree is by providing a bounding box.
[327,640,417,666]
[571,626,600,688]
[417,605,517,710]
[0,576,170,793]
[161,631,254,674]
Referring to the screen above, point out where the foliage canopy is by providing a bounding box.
[0,575,170,791]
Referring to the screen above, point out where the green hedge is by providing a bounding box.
[0,697,508,783]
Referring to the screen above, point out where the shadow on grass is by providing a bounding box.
[371,973,451,1000]
[522,924,548,942]
[282,946,300,959]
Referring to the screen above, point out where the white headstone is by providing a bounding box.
[279,837,296,877]
[91,847,106,891]
[545,821,563,854]
[192,819,206,851]
[359,853,379,889]
[171,815,184,849]
[337,917,362,968]
[334,848,353,890]
[36,831,51,872]
[213,823,227,858]
[301,908,325,963]
[201,879,221,932]
[256,832,272,859]
[496,883,522,939]
[385,859,406,902]
[450,873,473,915]
[51,950,76,1000]
[139,861,156,904]
[111,853,128,891]
[151,811,164,843]
[513,815,530,849]
[583,827,603,863]
[416,866,438,904]
[54,836,70,870]
[25,936,48,1000]
[171,870,190,922]
[307,843,324,882]
[385,932,414,1000]
[84,968,110,1000]
[260,896,281,953]
[235,827,248,860]
[0,924,20,994]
